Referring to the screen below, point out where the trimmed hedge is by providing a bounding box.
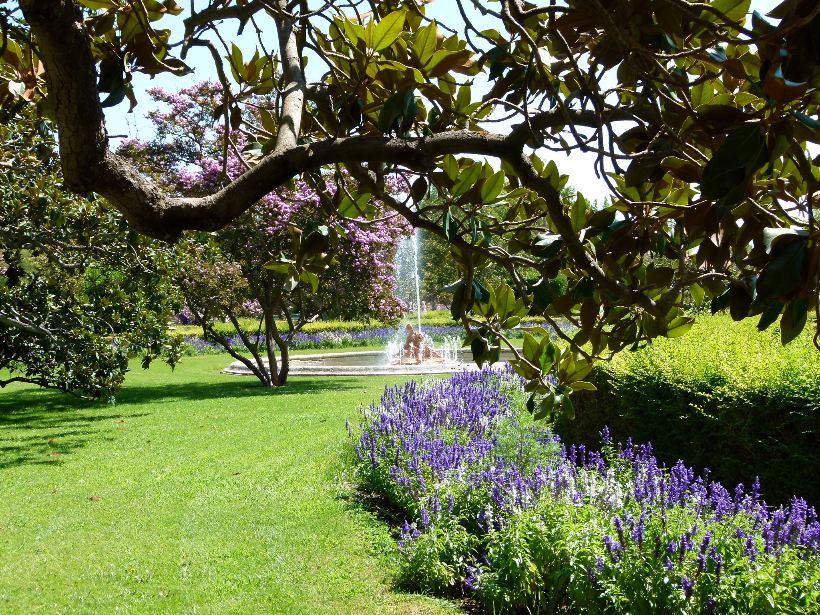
[557,314,820,506]
[172,310,465,338]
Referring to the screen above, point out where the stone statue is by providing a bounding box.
[403,323,442,364]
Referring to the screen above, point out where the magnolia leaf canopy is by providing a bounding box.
[2,0,819,415]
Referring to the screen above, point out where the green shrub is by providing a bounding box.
[398,521,476,595]
[558,314,820,505]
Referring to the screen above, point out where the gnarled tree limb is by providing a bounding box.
[18,0,615,243]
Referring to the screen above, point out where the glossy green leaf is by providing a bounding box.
[442,155,458,182]
[705,0,751,22]
[371,10,405,51]
[757,240,808,300]
[757,301,783,331]
[780,299,808,344]
[667,317,694,338]
[452,163,482,197]
[570,194,587,232]
[413,21,438,65]
[480,170,505,203]
[378,89,416,133]
[701,124,768,203]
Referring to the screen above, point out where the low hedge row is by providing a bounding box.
[173,310,551,339]
[171,310,463,338]
[557,314,820,506]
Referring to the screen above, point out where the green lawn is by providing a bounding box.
[0,355,456,614]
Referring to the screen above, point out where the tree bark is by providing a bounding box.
[274,333,289,386]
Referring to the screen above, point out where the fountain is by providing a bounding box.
[411,231,422,331]
[395,228,424,330]
[386,324,458,365]
[222,322,516,377]
[224,229,515,377]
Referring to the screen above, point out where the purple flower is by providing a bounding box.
[420,506,430,528]
[711,548,722,583]
[604,536,622,562]
[351,368,820,610]
[681,576,693,599]
[465,564,481,591]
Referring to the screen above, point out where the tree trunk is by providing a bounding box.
[262,283,284,387]
[274,334,289,385]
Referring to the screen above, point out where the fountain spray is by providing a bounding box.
[412,230,422,331]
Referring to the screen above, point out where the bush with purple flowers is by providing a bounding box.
[352,370,820,613]
[181,322,556,355]
[180,326,465,354]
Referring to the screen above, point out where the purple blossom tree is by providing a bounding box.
[120,82,410,386]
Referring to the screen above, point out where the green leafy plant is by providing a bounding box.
[0,113,180,398]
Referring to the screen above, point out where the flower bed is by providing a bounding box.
[180,326,468,355]
[352,369,820,613]
[180,321,567,355]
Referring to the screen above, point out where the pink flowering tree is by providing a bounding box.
[120,82,409,386]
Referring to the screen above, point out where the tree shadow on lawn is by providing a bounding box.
[111,376,366,407]
[0,399,131,470]
[0,377,364,469]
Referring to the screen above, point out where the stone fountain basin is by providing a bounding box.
[223,348,520,377]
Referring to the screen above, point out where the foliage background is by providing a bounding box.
[0,113,180,397]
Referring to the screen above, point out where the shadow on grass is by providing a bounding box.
[0,403,132,470]
[0,376,366,414]
[0,376,364,470]
[113,376,365,407]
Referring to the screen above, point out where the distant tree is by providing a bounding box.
[0,113,180,398]
[121,83,408,386]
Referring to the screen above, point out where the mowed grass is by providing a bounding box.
[0,355,456,614]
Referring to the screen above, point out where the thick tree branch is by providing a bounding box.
[271,0,306,154]
[19,0,107,192]
[0,313,55,339]
[183,0,266,38]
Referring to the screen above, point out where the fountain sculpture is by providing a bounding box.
[385,324,460,365]
[224,228,508,377]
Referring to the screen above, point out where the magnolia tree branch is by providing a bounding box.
[183,0,266,38]
[19,0,660,319]
[271,0,306,154]
[0,313,55,339]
